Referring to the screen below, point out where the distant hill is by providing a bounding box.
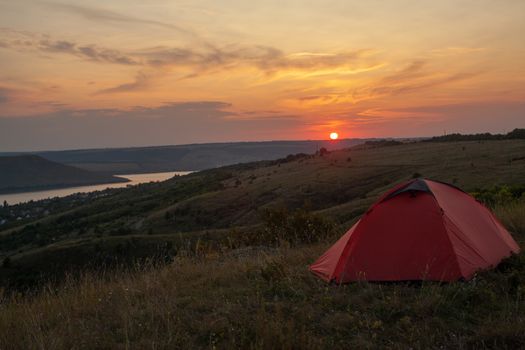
[20,139,377,174]
[0,155,128,194]
[425,128,525,142]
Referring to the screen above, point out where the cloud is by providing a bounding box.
[297,95,337,102]
[379,60,427,85]
[372,72,478,97]
[257,50,375,72]
[347,101,525,135]
[137,44,277,76]
[39,39,76,53]
[2,27,380,90]
[0,28,140,66]
[137,45,377,74]
[0,101,303,151]
[1,28,383,97]
[352,60,479,101]
[45,2,196,37]
[38,39,140,65]
[94,45,380,93]
[94,72,151,94]
[356,107,441,121]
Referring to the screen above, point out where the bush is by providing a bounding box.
[2,257,11,268]
[494,201,525,236]
[425,128,525,142]
[364,140,403,147]
[318,147,329,156]
[257,206,335,246]
[471,185,525,208]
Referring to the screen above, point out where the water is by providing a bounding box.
[0,171,192,205]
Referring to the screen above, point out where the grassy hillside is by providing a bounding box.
[0,200,524,349]
[0,155,127,194]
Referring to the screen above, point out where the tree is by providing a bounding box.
[507,128,525,139]
[3,200,7,208]
[319,147,329,156]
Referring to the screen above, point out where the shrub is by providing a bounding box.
[494,201,525,236]
[257,206,335,246]
[471,185,525,208]
[364,140,403,147]
[284,153,308,163]
[318,147,329,156]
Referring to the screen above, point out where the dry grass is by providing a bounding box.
[1,202,524,349]
[0,247,323,349]
[494,200,525,241]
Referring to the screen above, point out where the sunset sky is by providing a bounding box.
[1,0,524,151]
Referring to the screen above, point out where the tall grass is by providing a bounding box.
[0,202,524,349]
[495,200,525,238]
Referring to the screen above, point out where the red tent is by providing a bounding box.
[310,179,520,282]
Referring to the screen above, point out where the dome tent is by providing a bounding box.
[310,178,520,283]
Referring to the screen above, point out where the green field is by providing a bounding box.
[1,139,525,348]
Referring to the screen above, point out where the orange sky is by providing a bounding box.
[0,0,524,150]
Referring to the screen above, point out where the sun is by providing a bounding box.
[329,132,339,140]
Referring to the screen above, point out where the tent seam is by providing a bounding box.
[437,213,466,279]
[423,187,465,279]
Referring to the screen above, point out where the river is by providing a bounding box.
[0,171,192,205]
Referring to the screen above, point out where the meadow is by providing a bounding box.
[0,199,524,349]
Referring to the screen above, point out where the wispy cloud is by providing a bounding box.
[379,60,427,85]
[259,50,376,72]
[137,45,377,74]
[356,107,440,120]
[352,60,479,102]
[347,101,525,135]
[94,72,151,94]
[45,2,196,37]
[0,28,140,66]
[38,39,140,65]
[370,72,478,97]
[1,27,381,94]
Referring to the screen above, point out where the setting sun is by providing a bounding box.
[330,132,339,140]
